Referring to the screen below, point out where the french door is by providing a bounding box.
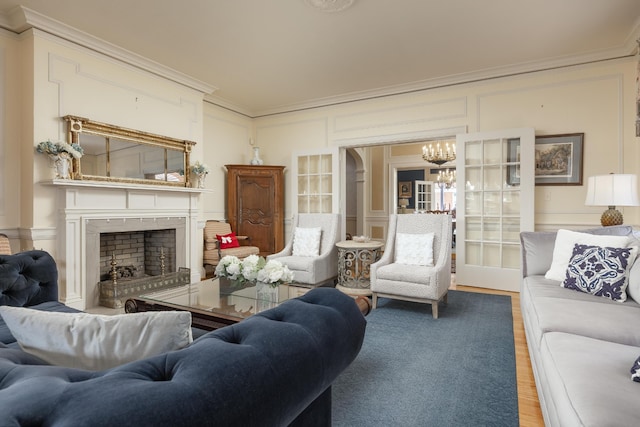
[455,128,535,291]
[414,180,433,212]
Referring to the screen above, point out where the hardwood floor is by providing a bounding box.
[453,283,544,427]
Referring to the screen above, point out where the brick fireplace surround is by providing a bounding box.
[51,180,203,310]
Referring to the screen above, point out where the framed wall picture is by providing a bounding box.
[398,181,412,198]
[534,133,584,186]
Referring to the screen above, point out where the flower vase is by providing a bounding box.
[196,173,206,189]
[55,155,71,179]
[250,147,264,165]
[255,281,279,311]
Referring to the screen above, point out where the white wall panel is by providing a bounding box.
[202,105,254,219]
[334,97,467,133]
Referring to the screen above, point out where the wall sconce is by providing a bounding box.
[584,174,640,226]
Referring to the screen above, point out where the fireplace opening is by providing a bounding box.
[99,229,177,281]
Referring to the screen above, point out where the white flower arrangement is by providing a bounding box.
[190,161,210,175]
[215,254,294,288]
[36,140,84,159]
[257,259,294,286]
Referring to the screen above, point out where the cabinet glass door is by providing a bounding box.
[455,128,534,292]
[292,148,341,215]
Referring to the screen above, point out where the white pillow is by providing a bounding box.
[292,227,322,257]
[0,307,192,371]
[627,257,640,303]
[545,229,631,281]
[395,232,435,266]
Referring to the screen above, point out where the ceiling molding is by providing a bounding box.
[208,47,636,119]
[3,4,638,118]
[624,15,640,53]
[204,94,255,118]
[6,6,217,96]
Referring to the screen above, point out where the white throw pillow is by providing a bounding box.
[0,307,192,371]
[545,229,631,281]
[395,232,435,266]
[292,227,322,257]
[627,257,640,303]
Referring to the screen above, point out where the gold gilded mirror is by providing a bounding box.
[64,115,196,187]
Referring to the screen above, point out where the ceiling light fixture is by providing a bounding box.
[305,0,355,13]
[437,169,456,190]
[422,141,456,166]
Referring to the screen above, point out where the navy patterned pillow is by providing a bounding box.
[631,356,640,382]
[562,244,637,302]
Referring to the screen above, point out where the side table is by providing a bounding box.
[335,240,384,296]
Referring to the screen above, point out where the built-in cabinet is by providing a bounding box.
[296,153,334,213]
[225,165,285,256]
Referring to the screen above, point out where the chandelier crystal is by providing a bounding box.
[437,168,456,189]
[422,141,456,166]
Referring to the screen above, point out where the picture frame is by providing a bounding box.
[398,181,412,198]
[534,133,584,186]
[506,138,521,187]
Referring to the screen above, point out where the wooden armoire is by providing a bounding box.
[225,165,285,256]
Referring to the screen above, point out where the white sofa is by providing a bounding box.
[520,225,640,426]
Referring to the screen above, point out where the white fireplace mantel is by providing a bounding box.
[49,179,207,310]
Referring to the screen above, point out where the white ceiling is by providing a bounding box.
[1,0,640,117]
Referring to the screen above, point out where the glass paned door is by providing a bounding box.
[292,147,341,215]
[414,180,432,212]
[456,128,534,291]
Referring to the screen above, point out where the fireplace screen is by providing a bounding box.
[98,229,189,308]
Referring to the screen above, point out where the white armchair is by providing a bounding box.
[370,213,452,318]
[267,213,341,287]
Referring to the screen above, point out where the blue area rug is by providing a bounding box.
[332,290,518,427]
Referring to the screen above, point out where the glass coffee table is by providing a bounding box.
[124,278,310,331]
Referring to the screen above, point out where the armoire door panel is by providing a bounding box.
[225,165,285,256]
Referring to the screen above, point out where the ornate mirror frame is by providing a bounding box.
[64,115,196,187]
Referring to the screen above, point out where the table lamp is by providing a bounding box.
[584,174,640,226]
[399,198,409,213]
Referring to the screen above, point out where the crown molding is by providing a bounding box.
[246,48,636,118]
[4,6,217,95]
[5,5,637,118]
[624,15,640,54]
[204,94,255,118]
[208,47,637,119]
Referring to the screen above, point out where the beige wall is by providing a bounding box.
[0,29,207,254]
[202,103,253,220]
[1,24,638,255]
[0,29,23,237]
[246,57,639,237]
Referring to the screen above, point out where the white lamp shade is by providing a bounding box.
[584,174,640,207]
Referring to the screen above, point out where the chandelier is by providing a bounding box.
[437,168,456,189]
[422,141,456,166]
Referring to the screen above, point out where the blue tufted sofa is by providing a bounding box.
[0,250,80,344]
[0,250,367,426]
